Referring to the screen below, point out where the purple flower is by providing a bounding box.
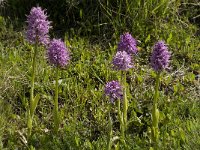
[47,39,70,68]
[118,32,138,55]
[150,41,171,72]
[112,51,133,71]
[26,6,51,45]
[105,81,123,103]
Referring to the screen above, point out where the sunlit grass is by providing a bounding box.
[0,25,199,149]
[0,1,199,149]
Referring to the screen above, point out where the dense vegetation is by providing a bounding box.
[0,0,199,149]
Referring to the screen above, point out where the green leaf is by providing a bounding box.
[173,84,178,94]
[179,128,186,142]
[152,2,164,14]
[150,147,154,150]
[150,70,157,78]
[145,34,151,43]
[32,94,40,114]
[185,36,190,45]
[136,74,143,83]
[75,136,80,147]
[80,9,83,19]
[171,130,175,137]
[167,33,172,43]
[159,111,165,121]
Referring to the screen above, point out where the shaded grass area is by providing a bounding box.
[0,19,199,149]
[1,1,199,42]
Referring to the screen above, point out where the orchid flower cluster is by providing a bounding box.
[25,5,171,149]
[104,32,138,147]
[26,7,51,46]
[104,33,171,148]
[26,6,70,140]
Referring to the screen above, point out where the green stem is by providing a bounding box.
[152,72,161,149]
[28,39,38,138]
[107,107,112,150]
[54,67,59,133]
[122,72,128,131]
[117,99,125,144]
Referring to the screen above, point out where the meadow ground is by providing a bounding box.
[0,1,200,149]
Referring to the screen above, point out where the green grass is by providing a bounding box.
[0,25,199,149]
[0,1,200,149]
